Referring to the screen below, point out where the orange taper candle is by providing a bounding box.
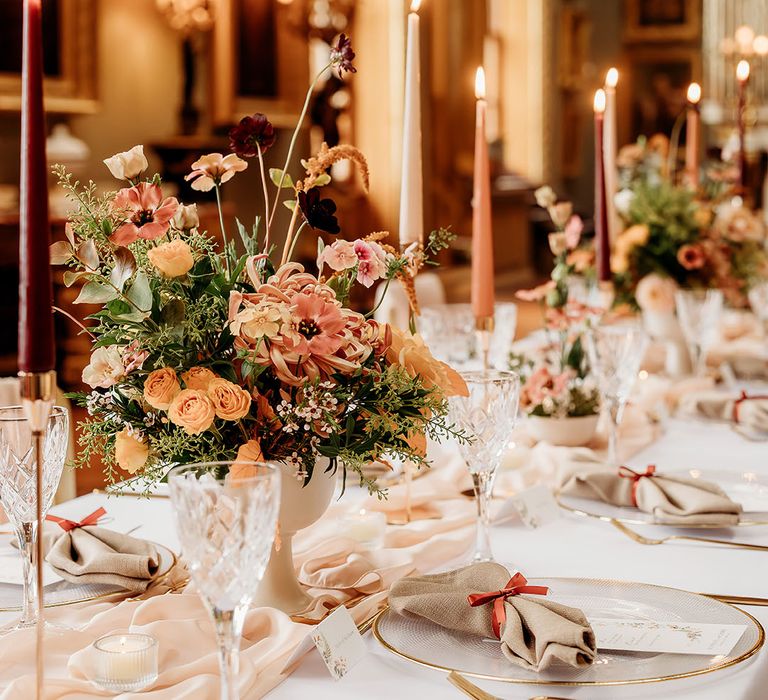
[471,66,494,322]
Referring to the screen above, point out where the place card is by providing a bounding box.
[283,605,367,680]
[589,617,748,656]
[496,484,561,528]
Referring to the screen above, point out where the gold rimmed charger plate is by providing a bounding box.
[372,577,765,686]
[0,541,177,612]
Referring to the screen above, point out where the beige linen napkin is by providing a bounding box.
[679,391,768,432]
[46,526,159,593]
[389,563,596,671]
[558,453,742,525]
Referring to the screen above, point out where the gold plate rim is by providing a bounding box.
[0,541,178,613]
[555,492,768,529]
[372,577,766,686]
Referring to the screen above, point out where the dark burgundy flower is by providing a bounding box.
[228,113,276,158]
[330,34,356,76]
[298,187,340,234]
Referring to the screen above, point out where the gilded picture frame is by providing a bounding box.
[624,0,701,43]
[0,0,97,113]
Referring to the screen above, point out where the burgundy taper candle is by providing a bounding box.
[593,89,610,282]
[736,60,750,191]
[18,0,55,373]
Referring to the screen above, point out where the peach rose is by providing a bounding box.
[386,327,468,397]
[143,367,181,411]
[207,378,252,421]
[182,366,219,391]
[168,389,216,434]
[635,273,678,313]
[229,439,265,481]
[147,239,194,278]
[114,428,149,474]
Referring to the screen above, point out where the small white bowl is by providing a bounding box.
[526,414,600,447]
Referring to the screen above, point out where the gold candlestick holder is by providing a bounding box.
[18,370,56,700]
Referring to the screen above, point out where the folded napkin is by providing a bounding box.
[679,390,768,433]
[558,456,742,526]
[46,526,159,593]
[389,563,596,671]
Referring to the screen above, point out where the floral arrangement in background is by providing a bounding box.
[611,178,768,308]
[53,36,468,495]
[510,186,600,420]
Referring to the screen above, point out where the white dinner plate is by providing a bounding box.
[373,577,764,686]
[0,541,176,612]
[556,469,768,528]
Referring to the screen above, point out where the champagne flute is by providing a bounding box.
[675,289,723,376]
[449,371,519,562]
[0,405,68,632]
[168,461,280,700]
[586,324,648,466]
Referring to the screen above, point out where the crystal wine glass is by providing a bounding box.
[0,405,68,632]
[449,371,519,562]
[748,281,768,340]
[168,461,280,700]
[585,324,648,466]
[675,289,723,376]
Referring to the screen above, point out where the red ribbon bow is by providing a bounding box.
[731,391,768,424]
[618,465,656,507]
[45,507,106,532]
[467,572,549,640]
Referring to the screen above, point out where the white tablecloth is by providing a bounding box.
[13,415,768,699]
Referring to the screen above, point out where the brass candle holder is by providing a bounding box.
[475,316,494,371]
[18,369,56,700]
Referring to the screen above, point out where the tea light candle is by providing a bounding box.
[93,633,158,693]
[342,509,387,546]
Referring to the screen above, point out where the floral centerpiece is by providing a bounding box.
[512,187,601,445]
[612,135,768,308]
[53,35,467,496]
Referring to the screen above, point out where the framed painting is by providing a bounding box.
[0,0,97,113]
[210,0,309,127]
[620,46,702,145]
[624,0,701,43]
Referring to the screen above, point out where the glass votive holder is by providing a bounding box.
[341,508,387,547]
[92,633,159,693]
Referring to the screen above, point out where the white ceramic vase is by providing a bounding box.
[642,309,692,377]
[527,414,600,447]
[253,457,336,614]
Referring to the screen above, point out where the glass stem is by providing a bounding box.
[211,605,246,700]
[471,471,495,562]
[607,399,622,466]
[687,341,703,377]
[16,521,38,626]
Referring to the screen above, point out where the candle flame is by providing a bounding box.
[475,66,486,99]
[605,67,619,89]
[687,82,701,104]
[410,0,421,12]
[737,59,750,82]
[593,88,606,114]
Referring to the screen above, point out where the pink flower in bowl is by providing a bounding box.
[110,182,178,246]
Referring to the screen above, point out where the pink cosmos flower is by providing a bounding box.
[110,183,179,246]
[564,215,583,250]
[185,153,248,192]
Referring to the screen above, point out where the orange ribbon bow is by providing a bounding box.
[731,391,768,424]
[467,572,549,639]
[618,465,656,507]
[45,507,106,532]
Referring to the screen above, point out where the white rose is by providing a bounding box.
[172,203,199,230]
[82,346,125,389]
[103,145,148,181]
[613,189,635,216]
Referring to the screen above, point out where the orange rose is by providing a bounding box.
[168,389,216,434]
[229,439,265,482]
[143,367,181,410]
[207,378,252,420]
[114,428,149,474]
[182,366,219,391]
[386,327,468,397]
[147,239,194,277]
